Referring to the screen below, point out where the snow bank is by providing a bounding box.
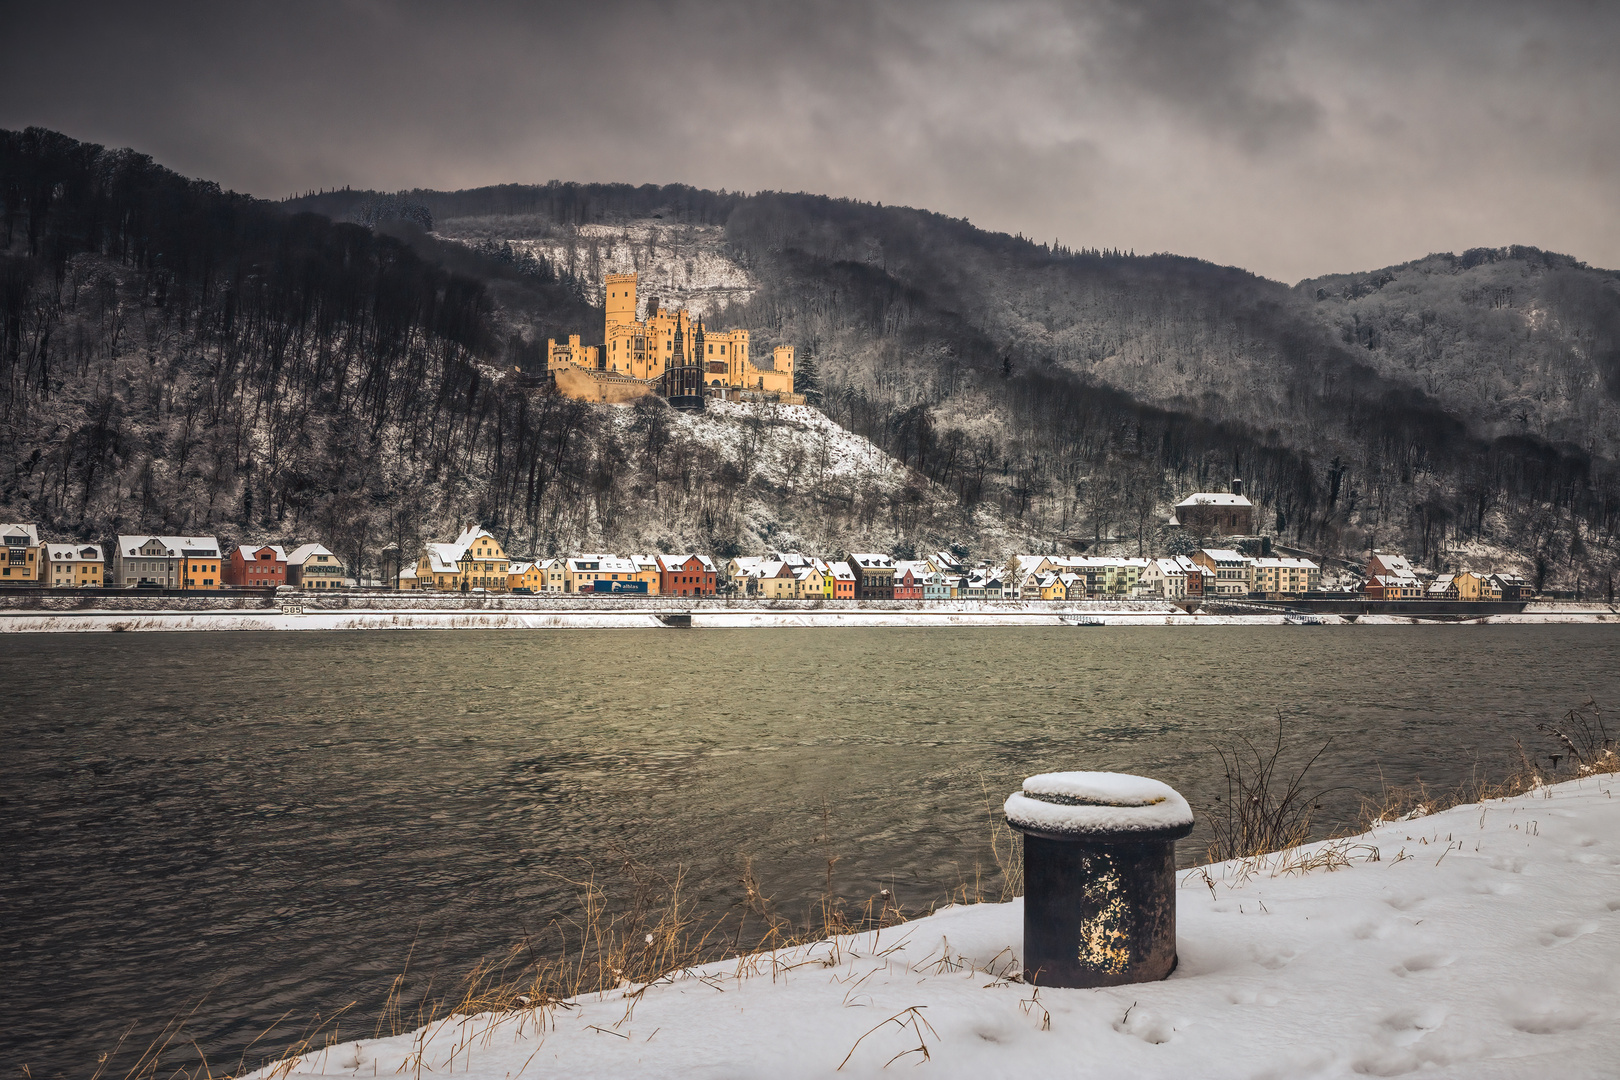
[257,775,1620,1078]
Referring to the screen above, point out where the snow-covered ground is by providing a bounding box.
[259,775,1619,1079]
[435,218,755,316]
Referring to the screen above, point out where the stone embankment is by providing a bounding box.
[0,593,1615,631]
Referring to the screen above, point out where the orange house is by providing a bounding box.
[657,554,717,597]
[829,561,856,599]
[226,544,287,587]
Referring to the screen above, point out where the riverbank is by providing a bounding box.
[257,773,1620,1079]
[2,597,1617,631]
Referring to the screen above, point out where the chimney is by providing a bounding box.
[1231,478,1243,498]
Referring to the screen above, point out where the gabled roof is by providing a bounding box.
[235,544,287,561]
[426,543,464,573]
[287,543,336,565]
[1176,493,1253,507]
[828,561,855,580]
[2,523,40,546]
[632,555,659,572]
[117,535,221,557]
[1200,548,1245,562]
[1369,552,1418,578]
[44,542,103,561]
[657,553,716,573]
[508,561,534,575]
[453,526,500,550]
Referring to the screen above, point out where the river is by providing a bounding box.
[3,625,1616,1077]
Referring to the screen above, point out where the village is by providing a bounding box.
[1,482,1535,604]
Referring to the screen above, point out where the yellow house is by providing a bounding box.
[756,560,800,599]
[43,543,104,587]
[794,565,826,598]
[538,557,566,593]
[413,526,509,591]
[2,523,42,583]
[1039,573,1083,601]
[1454,571,1500,601]
[507,561,546,592]
[631,555,662,596]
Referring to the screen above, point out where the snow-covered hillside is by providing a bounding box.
[257,774,1620,1079]
[436,217,754,316]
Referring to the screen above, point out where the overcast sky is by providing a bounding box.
[6,1,1616,283]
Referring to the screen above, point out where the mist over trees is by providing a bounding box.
[5,128,1619,592]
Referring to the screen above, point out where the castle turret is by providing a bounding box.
[605,272,638,331]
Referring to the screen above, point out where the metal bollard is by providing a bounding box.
[1004,771,1194,988]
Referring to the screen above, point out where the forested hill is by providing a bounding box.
[5,128,1618,590]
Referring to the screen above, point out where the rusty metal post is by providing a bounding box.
[1005,771,1193,988]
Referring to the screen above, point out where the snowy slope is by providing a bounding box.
[259,774,1620,1079]
[436,218,754,316]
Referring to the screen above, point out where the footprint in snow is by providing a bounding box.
[1538,919,1599,947]
[1384,894,1425,911]
[1112,1006,1175,1045]
[1508,1007,1593,1035]
[1392,952,1456,977]
[1607,899,1620,912]
[1490,855,1526,874]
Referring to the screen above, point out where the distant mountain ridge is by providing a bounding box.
[3,129,1616,590]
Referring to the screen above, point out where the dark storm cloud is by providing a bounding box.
[4,1,1617,281]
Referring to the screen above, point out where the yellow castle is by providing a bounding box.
[546,273,800,407]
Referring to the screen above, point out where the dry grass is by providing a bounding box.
[1204,713,1337,864]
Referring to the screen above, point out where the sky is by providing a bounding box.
[5,0,1617,283]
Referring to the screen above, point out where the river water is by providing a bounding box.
[3,625,1616,1077]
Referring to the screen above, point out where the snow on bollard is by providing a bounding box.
[1005,771,1194,988]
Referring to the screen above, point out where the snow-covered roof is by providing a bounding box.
[850,553,894,569]
[1200,548,1245,563]
[235,544,287,561]
[1149,558,1185,574]
[657,554,716,573]
[2,523,40,546]
[1253,557,1318,569]
[1370,552,1418,578]
[771,551,813,567]
[828,561,855,580]
[44,542,103,561]
[895,559,933,577]
[425,543,465,573]
[398,566,418,580]
[117,535,221,557]
[632,555,659,572]
[1176,492,1253,507]
[287,543,337,566]
[934,550,961,570]
[508,561,534,575]
[453,526,499,551]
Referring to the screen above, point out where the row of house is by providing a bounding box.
[398,527,721,596]
[1361,552,1531,602]
[0,524,348,589]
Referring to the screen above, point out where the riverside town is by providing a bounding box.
[1,482,1536,604]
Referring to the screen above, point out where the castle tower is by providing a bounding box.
[604,272,638,331]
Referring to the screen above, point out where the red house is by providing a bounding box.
[226,544,287,587]
[657,554,717,597]
[893,566,923,600]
